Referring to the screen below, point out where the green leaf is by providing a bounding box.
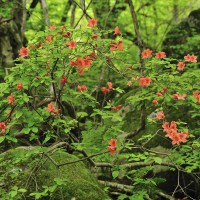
[15,110,23,119]
[54,178,64,186]
[77,112,88,118]
[32,127,38,133]
[18,188,27,193]
[10,190,18,198]
[112,170,119,179]
[0,136,5,143]
[114,87,124,93]
[153,157,162,164]
[42,135,51,144]
[21,127,31,134]
[36,31,45,37]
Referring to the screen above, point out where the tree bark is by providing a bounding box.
[0,0,26,78]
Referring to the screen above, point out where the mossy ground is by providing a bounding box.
[0,147,110,200]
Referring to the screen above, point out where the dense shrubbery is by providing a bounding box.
[0,19,200,199]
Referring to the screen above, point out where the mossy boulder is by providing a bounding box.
[0,146,110,200]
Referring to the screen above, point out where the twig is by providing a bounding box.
[98,180,133,193]
[58,151,108,167]
[73,0,93,28]
[103,0,118,29]
[156,191,175,200]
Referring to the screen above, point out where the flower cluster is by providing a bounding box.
[155,111,165,120]
[184,54,197,62]
[155,51,166,59]
[67,40,76,49]
[107,138,117,155]
[46,35,53,42]
[19,47,29,58]
[111,104,122,111]
[101,82,113,94]
[16,83,23,90]
[114,26,121,35]
[193,91,200,103]
[62,31,70,38]
[177,62,185,71]
[87,19,97,27]
[0,122,6,135]
[156,87,167,97]
[162,121,189,145]
[110,41,123,51]
[139,77,151,87]
[173,92,187,100]
[77,85,87,92]
[7,95,15,105]
[142,49,152,59]
[60,75,67,85]
[70,56,93,75]
[47,102,60,114]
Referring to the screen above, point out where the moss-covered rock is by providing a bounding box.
[0,147,110,200]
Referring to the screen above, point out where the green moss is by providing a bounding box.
[0,147,110,200]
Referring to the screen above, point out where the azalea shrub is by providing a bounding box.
[0,18,200,200]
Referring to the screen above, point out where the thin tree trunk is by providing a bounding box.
[27,0,40,20]
[61,0,72,23]
[0,0,25,77]
[126,0,146,139]
[40,0,50,27]
[70,1,76,27]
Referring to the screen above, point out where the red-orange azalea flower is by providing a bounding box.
[16,82,23,90]
[49,25,56,30]
[19,47,29,58]
[107,138,117,155]
[114,26,121,35]
[87,19,97,27]
[193,91,200,104]
[67,40,76,49]
[177,62,185,70]
[8,95,15,104]
[77,85,87,92]
[142,49,152,59]
[155,111,165,120]
[60,75,67,85]
[139,77,151,87]
[47,102,60,114]
[46,35,53,42]
[62,31,70,38]
[162,121,189,145]
[184,54,197,62]
[152,99,158,105]
[173,92,187,100]
[0,122,6,135]
[155,51,166,59]
[107,82,113,90]
[110,41,123,51]
[101,87,109,94]
[91,34,98,39]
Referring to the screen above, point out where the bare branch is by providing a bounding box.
[58,151,108,167]
[73,0,92,28]
[103,0,118,29]
[98,180,133,193]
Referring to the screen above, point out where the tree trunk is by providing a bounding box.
[0,0,26,78]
